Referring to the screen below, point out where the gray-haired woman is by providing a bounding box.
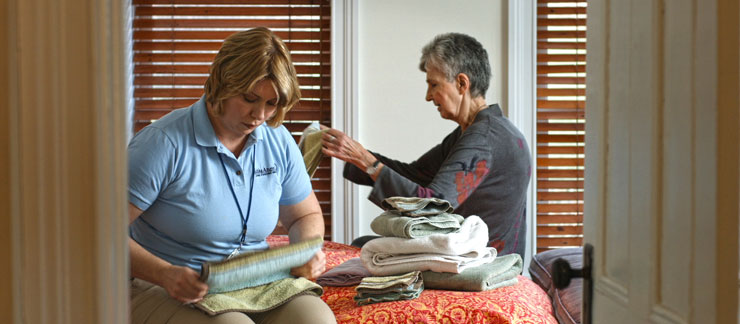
[321,32,532,258]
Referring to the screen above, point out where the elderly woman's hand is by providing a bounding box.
[290,249,326,280]
[320,126,377,171]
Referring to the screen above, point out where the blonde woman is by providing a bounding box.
[128,27,335,324]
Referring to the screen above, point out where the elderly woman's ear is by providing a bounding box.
[456,73,470,94]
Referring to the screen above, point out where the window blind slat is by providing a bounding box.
[135,6,320,16]
[134,0,319,4]
[538,180,584,189]
[133,31,330,41]
[537,41,586,50]
[537,225,583,236]
[133,41,326,52]
[133,19,322,29]
[133,53,329,63]
[537,76,586,85]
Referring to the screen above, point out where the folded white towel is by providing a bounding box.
[361,215,496,276]
[366,248,496,275]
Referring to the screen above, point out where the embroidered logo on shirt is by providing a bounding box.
[255,165,277,177]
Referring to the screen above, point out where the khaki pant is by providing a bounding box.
[130,279,337,324]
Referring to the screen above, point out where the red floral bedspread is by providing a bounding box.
[268,236,556,324]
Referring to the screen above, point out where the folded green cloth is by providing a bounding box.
[200,237,323,293]
[421,253,523,291]
[381,197,453,217]
[370,211,465,238]
[354,287,423,306]
[354,271,424,306]
[298,122,328,177]
[195,278,323,315]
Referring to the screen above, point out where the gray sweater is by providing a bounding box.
[344,104,531,258]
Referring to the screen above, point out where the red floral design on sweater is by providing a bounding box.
[455,159,490,204]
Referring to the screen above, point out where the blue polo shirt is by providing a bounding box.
[128,96,312,271]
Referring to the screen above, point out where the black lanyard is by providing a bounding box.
[218,147,255,250]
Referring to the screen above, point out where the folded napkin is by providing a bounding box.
[316,257,372,287]
[381,197,453,216]
[201,237,323,293]
[370,210,464,238]
[195,278,323,315]
[361,216,495,276]
[421,253,523,291]
[298,122,328,177]
[354,271,424,306]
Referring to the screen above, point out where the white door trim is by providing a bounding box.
[331,0,360,245]
[507,0,538,272]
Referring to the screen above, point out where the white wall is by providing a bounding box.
[355,0,507,236]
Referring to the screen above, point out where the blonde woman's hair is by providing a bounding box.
[204,27,300,127]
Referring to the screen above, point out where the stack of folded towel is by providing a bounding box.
[360,197,522,292]
[354,271,424,306]
[361,214,496,275]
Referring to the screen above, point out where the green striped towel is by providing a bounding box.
[354,271,424,306]
[195,277,323,315]
[200,237,323,294]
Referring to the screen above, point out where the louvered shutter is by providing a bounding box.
[132,0,333,239]
[536,0,586,251]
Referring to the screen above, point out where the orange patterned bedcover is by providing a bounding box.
[267,236,556,324]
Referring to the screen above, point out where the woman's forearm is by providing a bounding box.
[129,237,171,285]
[287,211,324,244]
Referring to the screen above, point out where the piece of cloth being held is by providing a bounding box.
[200,237,323,293]
[298,122,328,177]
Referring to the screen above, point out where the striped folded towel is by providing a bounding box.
[354,271,424,306]
[381,197,453,217]
[200,236,323,294]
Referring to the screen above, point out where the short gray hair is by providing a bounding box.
[419,33,491,98]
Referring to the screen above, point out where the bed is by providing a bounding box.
[267,236,557,324]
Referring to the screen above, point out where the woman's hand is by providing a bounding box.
[320,126,376,170]
[160,264,209,304]
[290,249,326,280]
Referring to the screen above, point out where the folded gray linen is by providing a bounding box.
[316,257,371,287]
[370,211,465,238]
[421,253,523,291]
[381,197,453,217]
[354,271,424,306]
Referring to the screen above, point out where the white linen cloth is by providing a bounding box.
[360,215,497,276]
